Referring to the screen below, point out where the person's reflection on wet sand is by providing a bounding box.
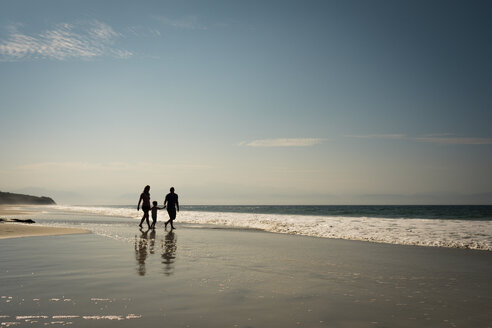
[149,229,156,255]
[161,231,177,276]
[135,228,149,276]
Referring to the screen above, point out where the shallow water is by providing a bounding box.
[22,205,492,250]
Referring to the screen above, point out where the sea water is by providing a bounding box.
[30,205,492,251]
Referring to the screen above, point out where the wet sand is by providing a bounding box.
[1,223,491,327]
[0,223,89,239]
[0,205,37,216]
[0,206,89,239]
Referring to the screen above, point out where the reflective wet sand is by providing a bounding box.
[1,224,491,327]
[0,223,89,239]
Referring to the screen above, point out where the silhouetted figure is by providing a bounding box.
[150,200,165,230]
[137,185,151,229]
[135,228,149,276]
[164,187,179,230]
[161,230,177,276]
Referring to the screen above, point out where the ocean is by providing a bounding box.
[29,204,492,251]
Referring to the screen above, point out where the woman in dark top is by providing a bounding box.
[137,185,151,229]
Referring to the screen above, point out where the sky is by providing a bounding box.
[0,0,491,205]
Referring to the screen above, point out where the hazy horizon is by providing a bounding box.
[1,0,491,205]
[5,187,492,206]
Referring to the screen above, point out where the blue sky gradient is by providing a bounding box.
[1,0,491,204]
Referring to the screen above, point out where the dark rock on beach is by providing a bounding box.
[0,218,36,224]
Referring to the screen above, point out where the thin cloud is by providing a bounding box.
[0,21,132,61]
[154,15,207,30]
[17,161,212,171]
[414,137,492,145]
[126,26,162,38]
[88,21,120,40]
[241,138,324,147]
[345,133,492,145]
[420,133,454,137]
[18,162,133,171]
[345,134,406,139]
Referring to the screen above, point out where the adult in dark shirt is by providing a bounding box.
[137,185,151,229]
[164,187,179,230]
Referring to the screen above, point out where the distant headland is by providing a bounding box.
[0,191,56,205]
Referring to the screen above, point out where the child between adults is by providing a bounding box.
[150,201,165,230]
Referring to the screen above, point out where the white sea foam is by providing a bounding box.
[52,316,80,319]
[90,298,111,302]
[50,206,492,251]
[180,211,492,250]
[125,314,142,319]
[52,205,140,219]
[1,314,140,327]
[82,315,124,320]
[16,316,49,320]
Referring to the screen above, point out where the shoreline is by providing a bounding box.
[0,205,90,239]
[0,223,90,239]
[0,204,38,216]
[2,204,491,251]
[1,224,491,327]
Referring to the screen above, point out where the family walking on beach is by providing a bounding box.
[137,185,179,230]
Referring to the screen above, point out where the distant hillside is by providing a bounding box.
[0,191,56,205]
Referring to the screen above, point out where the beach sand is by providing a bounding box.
[1,225,491,327]
[0,206,89,239]
[0,205,37,216]
[0,206,491,327]
[0,223,89,239]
